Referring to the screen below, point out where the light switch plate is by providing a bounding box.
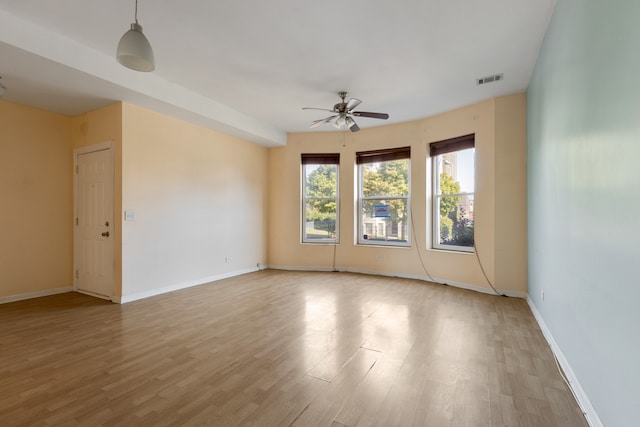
[124,210,136,221]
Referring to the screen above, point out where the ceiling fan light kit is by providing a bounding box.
[333,115,346,128]
[303,91,389,132]
[117,0,155,72]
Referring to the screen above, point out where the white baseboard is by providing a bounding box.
[75,289,113,302]
[427,275,527,298]
[116,267,259,304]
[0,286,72,304]
[526,297,603,427]
[266,265,526,298]
[267,264,336,273]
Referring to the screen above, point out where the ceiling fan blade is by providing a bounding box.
[303,107,335,112]
[310,115,337,128]
[311,116,335,124]
[346,98,362,111]
[345,116,359,132]
[352,111,389,120]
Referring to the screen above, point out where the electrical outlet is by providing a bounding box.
[376,255,384,261]
[225,256,233,263]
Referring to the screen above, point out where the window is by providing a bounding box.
[357,147,410,246]
[302,153,339,243]
[431,134,475,252]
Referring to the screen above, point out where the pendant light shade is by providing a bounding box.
[117,0,155,72]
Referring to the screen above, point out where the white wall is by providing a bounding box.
[527,1,640,425]
[120,103,268,301]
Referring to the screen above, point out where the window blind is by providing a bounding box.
[429,134,475,157]
[356,146,411,164]
[301,153,340,165]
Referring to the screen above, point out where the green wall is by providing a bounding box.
[527,0,640,426]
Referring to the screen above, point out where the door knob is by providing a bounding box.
[101,231,110,237]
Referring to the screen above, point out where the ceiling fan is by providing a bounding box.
[302,91,389,132]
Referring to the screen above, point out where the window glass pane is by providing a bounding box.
[434,147,474,250]
[437,148,474,195]
[438,194,474,247]
[305,164,337,198]
[455,148,475,193]
[303,163,337,242]
[358,154,410,246]
[361,198,408,243]
[304,203,336,240]
[362,159,409,197]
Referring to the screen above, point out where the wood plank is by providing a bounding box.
[0,270,588,426]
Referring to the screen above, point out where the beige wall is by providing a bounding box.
[494,94,527,291]
[269,94,527,295]
[120,103,269,299]
[2,99,269,302]
[1,93,525,302]
[0,100,72,300]
[71,102,123,296]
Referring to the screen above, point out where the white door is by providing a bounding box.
[75,147,114,298]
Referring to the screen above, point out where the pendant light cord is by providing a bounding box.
[134,0,139,23]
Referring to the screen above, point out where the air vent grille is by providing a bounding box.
[476,73,504,85]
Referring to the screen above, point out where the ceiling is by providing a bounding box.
[0,0,556,146]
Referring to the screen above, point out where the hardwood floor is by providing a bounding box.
[0,270,587,426]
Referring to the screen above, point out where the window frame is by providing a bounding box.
[301,153,340,244]
[356,147,411,247]
[430,134,475,253]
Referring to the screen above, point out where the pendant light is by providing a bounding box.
[116,0,155,72]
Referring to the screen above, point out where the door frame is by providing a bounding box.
[73,141,115,300]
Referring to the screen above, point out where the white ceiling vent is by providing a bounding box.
[476,73,504,85]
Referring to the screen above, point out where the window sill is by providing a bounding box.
[357,242,411,249]
[427,247,475,255]
[301,241,339,245]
